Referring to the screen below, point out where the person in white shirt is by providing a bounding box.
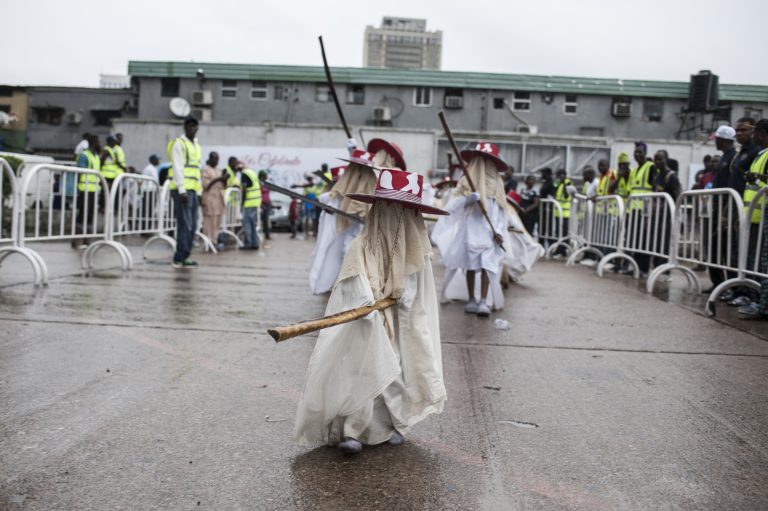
[74,133,89,158]
[139,155,160,230]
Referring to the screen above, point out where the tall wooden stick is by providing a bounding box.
[268,297,397,342]
[319,36,352,139]
[438,111,504,250]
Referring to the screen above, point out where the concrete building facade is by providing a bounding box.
[363,17,442,70]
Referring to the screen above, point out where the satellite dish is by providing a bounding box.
[169,97,191,118]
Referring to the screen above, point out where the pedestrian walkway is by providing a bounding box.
[1,236,767,510]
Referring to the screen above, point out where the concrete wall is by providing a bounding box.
[135,77,766,145]
[26,88,135,156]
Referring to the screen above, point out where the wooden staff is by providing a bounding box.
[319,36,352,139]
[262,181,363,224]
[438,111,505,250]
[268,297,397,342]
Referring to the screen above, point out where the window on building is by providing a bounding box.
[745,107,763,120]
[34,107,64,125]
[160,78,179,98]
[579,127,605,137]
[250,82,268,100]
[0,87,13,97]
[493,97,506,110]
[713,101,732,122]
[563,94,578,115]
[315,85,331,103]
[92,110,121,127]
[643,99,663,122]
[274,86,288,101]
[413,87,432,107]
[512,92,531,111]
[444,88,463,109]
[221,80,238,99]
[346,85,365,105]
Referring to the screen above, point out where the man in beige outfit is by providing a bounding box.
[200,151,226,247]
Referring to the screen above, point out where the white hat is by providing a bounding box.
[714,125,736,140]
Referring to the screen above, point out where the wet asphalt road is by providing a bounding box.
[1,236,767,510]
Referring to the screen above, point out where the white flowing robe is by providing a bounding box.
[307,194,363,294]
[431,196,543,309]
[294,255,446,446]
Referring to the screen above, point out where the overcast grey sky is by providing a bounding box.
[4,0,767,87]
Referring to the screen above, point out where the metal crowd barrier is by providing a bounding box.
[646,189,744,303]
[142,181,217,261]
[221,187,244,248]
[0,158,48,286]
[565,194,639,277]
[562,194,590,261]
[17,162,131,279]
[83,173,161,270]
[538,198,566,257]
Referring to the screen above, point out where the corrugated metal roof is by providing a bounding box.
[128,61,768,102]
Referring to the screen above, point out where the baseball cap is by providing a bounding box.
[714,125,736,140]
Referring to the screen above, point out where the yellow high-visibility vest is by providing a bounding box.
[101,146,122,180]
[115,145,126,170]
[78,149,102,192]
[168,137,202,194]
[554,178,573,218]
[744,149,768,224]
[241,168,263,208]
[597,171,615,196]
[629,161,654,210]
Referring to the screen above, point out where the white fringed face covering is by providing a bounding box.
[328,163,377,232]
[455,155,507,208]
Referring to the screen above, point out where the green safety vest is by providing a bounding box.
[115,145,126,170]
[167,137,202,194]
[101,146,122,180]
[597,171,614,196]
[629,161,654,210]
[242,168,262,208]
[224,165,240,187]
[554,178,573,218]
[617,176,631,199]
[78,149,102,192]
[744,149,768,224]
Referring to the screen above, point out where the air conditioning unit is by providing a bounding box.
[373,106,391,121]
[444,96,463,109]
[66,112,82,125]
[515,125,538,135]
[192,90,213,106]
[191,108,212,122]
[612,102,632,118]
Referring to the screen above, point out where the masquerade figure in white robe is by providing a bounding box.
[294,168,447,454]
[431,143,543,315]
[308,139,407,294]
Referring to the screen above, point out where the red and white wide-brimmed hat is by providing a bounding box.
[331,165,346,181]
[346,168,448,216]
[460,141,509,172]
[367,138,407,170]
[338,149,375,168]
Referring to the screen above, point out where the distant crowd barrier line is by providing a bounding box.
[540,186,766,316]
[0,158,246,286]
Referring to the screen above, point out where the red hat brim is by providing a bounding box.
[345,192,448,216]
[367,139,407,170]
[460,150,509,172]
[337,156,376,168]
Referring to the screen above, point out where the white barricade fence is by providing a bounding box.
[645,189,744,306]
[16,162,127,281]
[567,193,591,255]
[221,187,244,248]
[538,198,566,256]
[83,173,161,270]
[564,194,639,277]
[0,158,47,286]
[142,182,217,260]
[686,188,758,316]
[545,193,589,259]
[620,192,679,282]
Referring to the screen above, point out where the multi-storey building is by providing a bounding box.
[363,17,442,70]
